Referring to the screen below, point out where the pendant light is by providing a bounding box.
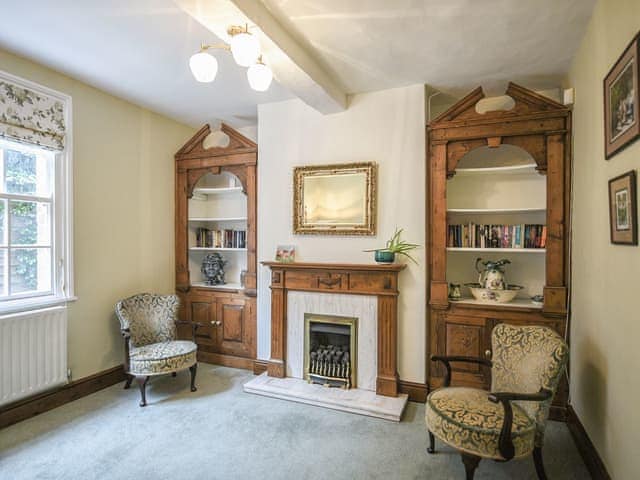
[189,50,218,83]
[247,56,273,92]
[229,26,260,67]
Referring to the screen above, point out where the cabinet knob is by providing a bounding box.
[210,320,216,325]
[216,320,222,326]
[485,349,492,358]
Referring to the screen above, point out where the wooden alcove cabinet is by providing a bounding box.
[175,124,257,369]
[426,83,571,417]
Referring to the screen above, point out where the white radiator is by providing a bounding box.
[0,306,67,407]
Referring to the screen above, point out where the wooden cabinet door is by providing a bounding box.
[186,295,216,346]
[215,297,254,357]
[437,313,493,389]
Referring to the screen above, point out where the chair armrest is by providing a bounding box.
[431,355,493,387]
[174,320,205,342]
[488,388,553,460]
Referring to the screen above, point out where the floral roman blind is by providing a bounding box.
[0,76,66,151]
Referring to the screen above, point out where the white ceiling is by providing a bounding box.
[0,0,293,127]
[260,0,597,96]
[0,0,596,128]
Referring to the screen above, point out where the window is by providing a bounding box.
[0,71,73,313]
[0,139,54,300]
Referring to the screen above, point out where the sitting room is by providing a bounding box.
[0,1,637,479]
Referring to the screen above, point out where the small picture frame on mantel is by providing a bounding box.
[604,31,640,159]
[609,170,637,245]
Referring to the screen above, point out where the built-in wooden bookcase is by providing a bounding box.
[427,83,571,417]
[175,124,257,369]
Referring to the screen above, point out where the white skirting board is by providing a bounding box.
[243,373,408,422]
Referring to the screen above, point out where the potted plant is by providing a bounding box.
[364,228,419,264]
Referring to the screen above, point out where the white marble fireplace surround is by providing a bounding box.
[244,291,408,421]
[286,291,377,391]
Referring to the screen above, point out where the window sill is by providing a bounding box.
[0,295,78,317]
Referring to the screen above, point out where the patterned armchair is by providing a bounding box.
[115,293,199,406]
[425,323,568,480]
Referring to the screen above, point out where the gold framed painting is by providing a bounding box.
[293,162,377,235]
[604,31,640,159]
[609,170,637,245]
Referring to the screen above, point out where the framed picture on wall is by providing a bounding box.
[608,170,637,245]
[604,31,640,159]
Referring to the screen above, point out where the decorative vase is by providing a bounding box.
[374,250,395,263]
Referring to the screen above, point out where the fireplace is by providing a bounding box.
[245,262,407,422]
[304,314,357,389]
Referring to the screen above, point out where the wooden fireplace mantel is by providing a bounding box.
[262,261,406,397]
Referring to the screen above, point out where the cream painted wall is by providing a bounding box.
[566,1,640,478]
[0,49,194,380]
[257,85,426,383]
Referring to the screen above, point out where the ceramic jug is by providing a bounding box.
[475,258,510,290]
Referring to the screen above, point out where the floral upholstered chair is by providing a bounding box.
[115,293,199,406]
[425,323,568,480]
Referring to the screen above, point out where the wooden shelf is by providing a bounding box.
[451,297,543,309]
[454,164,538,176]
[191,282,243,291]
[189,247,247,252]
[192,187,243,196]
[447,208,545,214]
[447,247,545,253]
[188,217,247,222]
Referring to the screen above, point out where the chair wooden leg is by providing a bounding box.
[461,453,481,480]
[123,374,133,390]
[189,364,198,392]
[427,431,436,454]
[533,446,548,480]
[136,376,149,407]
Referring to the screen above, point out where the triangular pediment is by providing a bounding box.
[176,123,257,159]
[430,82,567,126]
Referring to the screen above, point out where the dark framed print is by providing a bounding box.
[609,170,637,245]
[604,31,640,159]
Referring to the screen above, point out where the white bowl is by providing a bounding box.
[464,283,523,303]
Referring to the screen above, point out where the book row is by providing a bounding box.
[195,228,246,249]
[447,223,547,249]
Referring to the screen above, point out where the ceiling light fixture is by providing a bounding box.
[189,47,220,83]
[228,24,260,67]
[189,24,273,92]
[247,56,273,92]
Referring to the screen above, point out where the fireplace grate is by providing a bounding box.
[308,345,351,389]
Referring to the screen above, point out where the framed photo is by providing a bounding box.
[609,170,637,245]
[275,245,296,263]
[604,31,640,159]
[293,162,377,236]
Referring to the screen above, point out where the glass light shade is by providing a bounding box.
[230,32,260,67]
[247,62,273,91]
[189,51,218,83]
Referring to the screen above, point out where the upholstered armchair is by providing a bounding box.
[425,323,568,480]
[115,293,199,406]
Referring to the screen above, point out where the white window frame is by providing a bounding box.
[0,70,75,314]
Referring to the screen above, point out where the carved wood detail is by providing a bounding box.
[262,262,406,397]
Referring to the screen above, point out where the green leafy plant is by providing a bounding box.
[364,228,420,264]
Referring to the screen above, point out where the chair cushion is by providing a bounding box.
[425,387,536,460]
[129,340,197,376]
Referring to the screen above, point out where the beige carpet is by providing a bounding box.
[0,364,590,479]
